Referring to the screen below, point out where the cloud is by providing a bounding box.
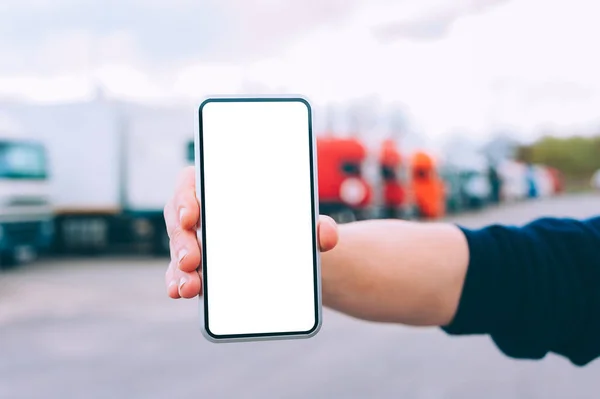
[0,0,383,76]
[264,0,600,139]
[0,0,510,76]
[2,0,600,143]
[0,0,229,75]
[220,0,365,52]
[369,0,509,41]
[0,75,92,103]
[171,63,246,99]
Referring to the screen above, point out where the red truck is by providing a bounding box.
[377,139,414,219]
[317,137,372,223]
[547,167,565,194]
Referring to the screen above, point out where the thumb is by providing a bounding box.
[318,215,339,252]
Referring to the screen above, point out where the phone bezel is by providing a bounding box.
[195,94,322,343]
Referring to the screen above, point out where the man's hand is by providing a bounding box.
[163,166,340,299]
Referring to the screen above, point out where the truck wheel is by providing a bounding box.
[400,205,420,220]
[381,207,398,220]
[411,206,424,220]
[0,245,36,270]
[0,249,18,270]
[330,208,357,224]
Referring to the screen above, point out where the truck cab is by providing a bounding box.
[548,167,564,194]
[498,160,528,203]
[317,137,372,223]
[410,151,446,219]
[377,139,413,219]
[532,165,554,198]
[438,160,464,214]
[456,154,492,210]
[0,136,54,268]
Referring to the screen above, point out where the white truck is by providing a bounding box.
[497,160,528,202]
[0,117,54,268]
[1,97,195,256]
[442,139,492,211]
[532,164,555,198]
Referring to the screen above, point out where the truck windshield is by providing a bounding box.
[381,165,397,181]
[0,141,48,180]
[341,162,361,176]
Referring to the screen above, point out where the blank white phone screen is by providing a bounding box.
[199,99,319,338]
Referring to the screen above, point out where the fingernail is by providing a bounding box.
[179,276,188,291]
[168,280,177,289]
[179,208,187,224]
[178,248,188,264]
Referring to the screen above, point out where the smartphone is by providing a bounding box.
[195,96,321,343]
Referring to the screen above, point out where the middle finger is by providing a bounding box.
[170,226,202,273]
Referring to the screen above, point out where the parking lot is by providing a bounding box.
[1,193,600,399]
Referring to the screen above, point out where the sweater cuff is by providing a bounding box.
[441,224,506,335]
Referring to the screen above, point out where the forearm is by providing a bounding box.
[319,215,600,366]
[320,219,469,326]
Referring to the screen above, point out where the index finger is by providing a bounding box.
[176,165,196,192]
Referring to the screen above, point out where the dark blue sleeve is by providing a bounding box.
[441,216,600,366]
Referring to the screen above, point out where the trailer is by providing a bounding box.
[2,98,194,256]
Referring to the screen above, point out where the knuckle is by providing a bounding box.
[170,225,185,242]
[177,188,194,209]
[163,198,174,221]
[173,194,185,213]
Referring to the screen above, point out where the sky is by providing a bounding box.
[1,0,600,144]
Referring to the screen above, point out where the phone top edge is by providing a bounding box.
[197,94,313,110]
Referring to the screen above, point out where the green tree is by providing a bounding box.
[516,135,600,189]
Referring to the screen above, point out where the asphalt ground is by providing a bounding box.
[1,193,599,399]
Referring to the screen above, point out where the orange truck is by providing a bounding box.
[316,137,372,223]
[410,151,446,219]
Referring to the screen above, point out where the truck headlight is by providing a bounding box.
[340,177,367,206]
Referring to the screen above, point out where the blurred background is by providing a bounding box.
[1,0,600,398]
